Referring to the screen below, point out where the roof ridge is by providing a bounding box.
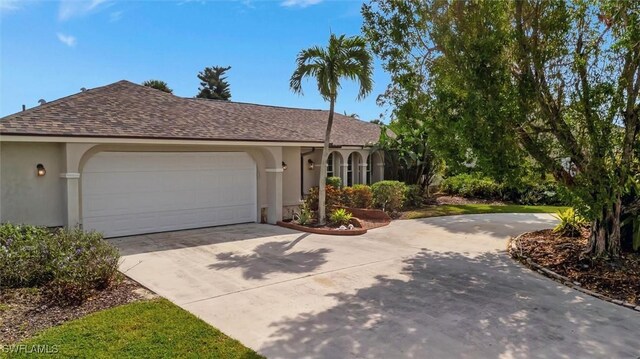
[191,97,325,112]
[0,80,132,121]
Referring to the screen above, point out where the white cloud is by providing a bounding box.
[281,0,322,8]
[0,0,21,14]
[58,0,109,21]
[109,10,122,22]
[57,33,77,47]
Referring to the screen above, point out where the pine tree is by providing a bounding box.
[196,66,232,100]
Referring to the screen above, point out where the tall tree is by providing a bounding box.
[363,0,640,257]
[290,34,374,224]
[196,66,232,100]
[142,80,173,93]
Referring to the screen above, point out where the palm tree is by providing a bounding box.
[142,80,173,93]
[290,34,373,224]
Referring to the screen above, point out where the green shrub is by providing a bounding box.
[0,223,54,287]
[371,181,407,212]
[329,208,353,226]
[404,184,425,208]
[306,185,344,211]
[342,184,373,208]
[553,208,587,237]
[441,174,565,205]
[0,224,121,305]
[326,176,342,188]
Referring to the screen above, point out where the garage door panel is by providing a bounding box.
[82,152,257,237]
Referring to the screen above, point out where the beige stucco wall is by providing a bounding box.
[282,147,301,205]
[302,148,322,195]
[0,142,66,226]
[1,138,382,230]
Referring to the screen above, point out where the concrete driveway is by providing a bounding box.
[112,214,640,358]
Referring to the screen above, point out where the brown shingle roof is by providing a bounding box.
[0,80,380,146]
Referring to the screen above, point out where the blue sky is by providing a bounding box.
[0,0,390,121]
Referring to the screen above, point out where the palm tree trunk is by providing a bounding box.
[318,97,335,225]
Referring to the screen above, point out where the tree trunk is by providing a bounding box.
[317,98,335,225]
[586,197,622,257]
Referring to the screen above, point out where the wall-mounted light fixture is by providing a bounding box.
[282,161,288,171]
[36,163,46,177]
[307,159,315,170]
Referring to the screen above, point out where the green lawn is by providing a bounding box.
[3,299,263,359]
[402,204,569,219]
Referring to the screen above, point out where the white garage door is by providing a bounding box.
[82,152,257,238]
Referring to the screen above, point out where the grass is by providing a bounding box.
[402,204,569,220]
[2,299,263,359]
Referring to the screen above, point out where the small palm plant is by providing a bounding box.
[553,208,586,237]
[329,208,353,226]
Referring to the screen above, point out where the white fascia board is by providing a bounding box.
[0,135,321,147]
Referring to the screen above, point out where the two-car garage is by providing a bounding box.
[81,152,257,238]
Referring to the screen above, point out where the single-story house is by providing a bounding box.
[0,80,384,237]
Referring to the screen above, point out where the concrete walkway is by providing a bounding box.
[112,214,640,358]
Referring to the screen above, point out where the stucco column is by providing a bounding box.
[265,169,283,223]
[62,143,95,228]
[359,163,368,185]
[61,173,81,227]
[341,163,349,186]
[263,146,283,224]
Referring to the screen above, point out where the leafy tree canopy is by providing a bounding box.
[363,0,640,257]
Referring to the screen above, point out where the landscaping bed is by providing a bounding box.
[0,278,155,344]
[277,219,367,235]
[511,229,640,307]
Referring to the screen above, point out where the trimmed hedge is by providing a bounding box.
[305,181,413,214]
[371,181,408,212]
[342,184,373,209]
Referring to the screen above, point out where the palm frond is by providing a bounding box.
[290,33,373,102]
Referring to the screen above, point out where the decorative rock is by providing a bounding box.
[622,302,636,308]
[572,281,581,286]
[612,299,624,305]
[635,306,640,311]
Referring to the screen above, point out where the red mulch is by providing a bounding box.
[514,229,640,306]
[0,278,157,344]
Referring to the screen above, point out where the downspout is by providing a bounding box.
[300,148,316,198]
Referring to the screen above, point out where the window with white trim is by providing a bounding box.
[327,153,334,177]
